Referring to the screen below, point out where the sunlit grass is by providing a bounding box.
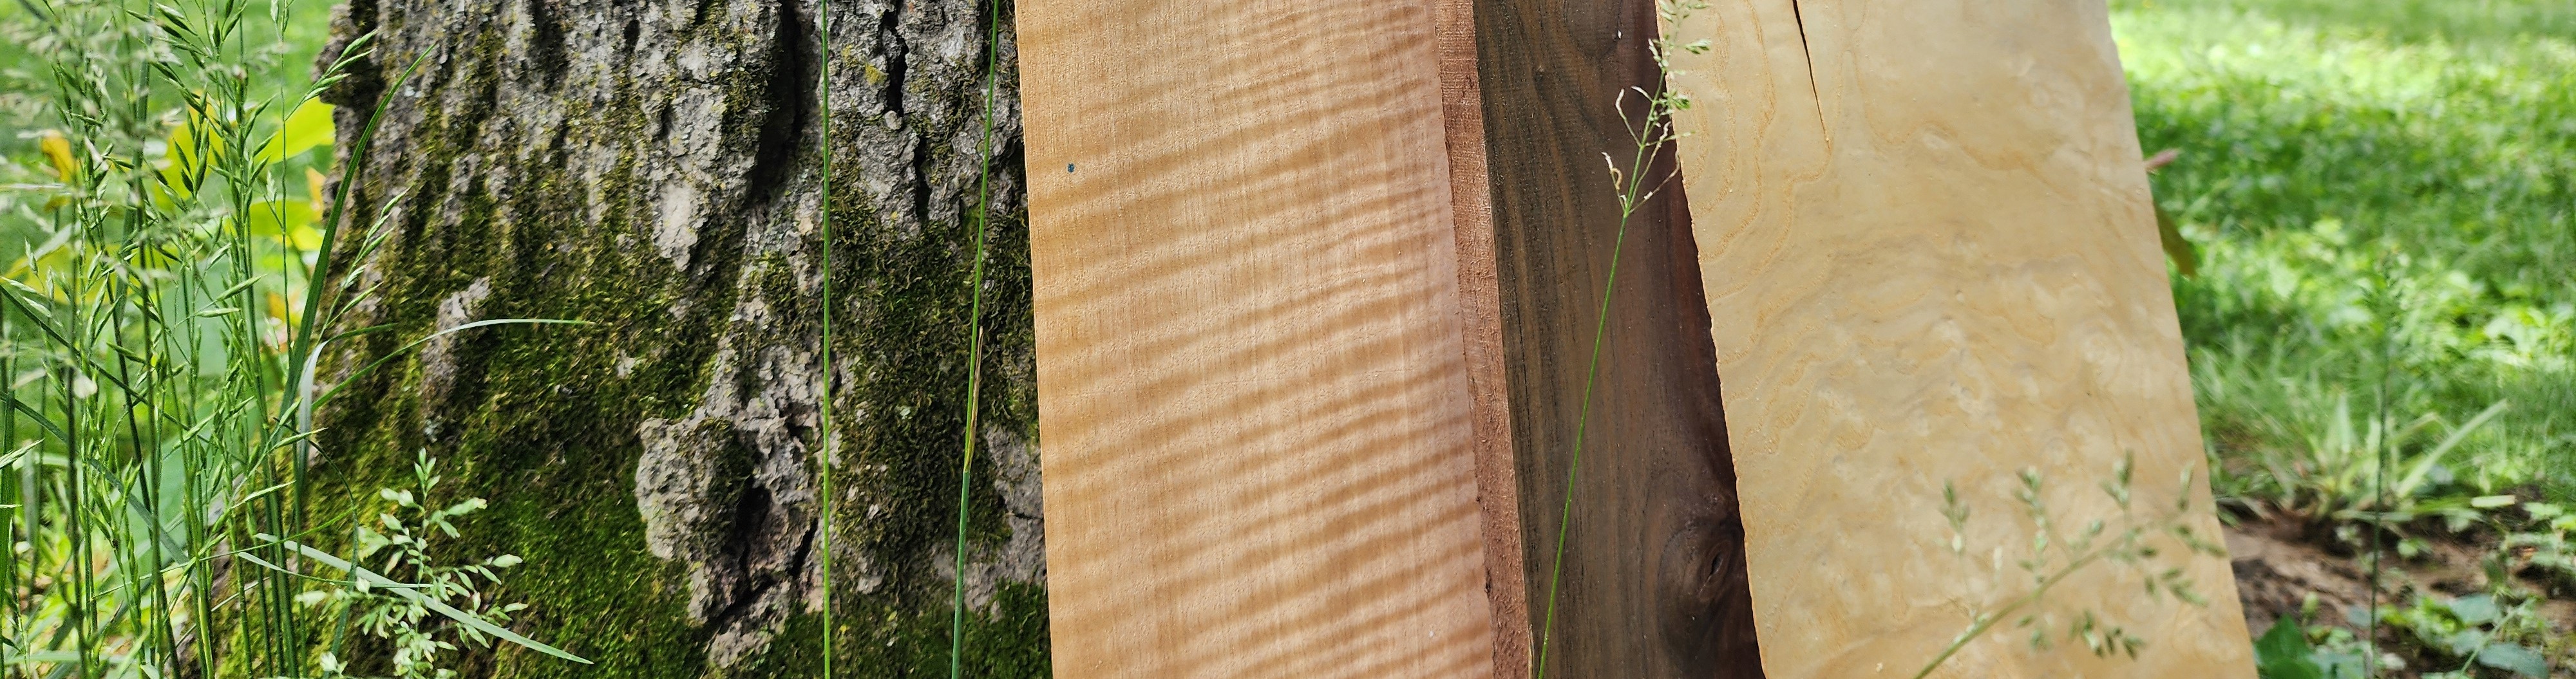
[0,1,338,156]
[2114,0,2576,508]
[0,2,584,677]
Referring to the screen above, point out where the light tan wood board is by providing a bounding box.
[1660,1,2257,676]
[1019,1,1499,677]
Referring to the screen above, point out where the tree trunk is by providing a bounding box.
[311,0,1041,674]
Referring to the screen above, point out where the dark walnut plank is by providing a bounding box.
[1463,0,1765,676]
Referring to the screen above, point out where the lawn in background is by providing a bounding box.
[2114,0,2576,512]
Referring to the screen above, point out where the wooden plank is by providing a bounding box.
[1458,1,1765,678]
[1019,1,1504,676]
[1659,1,2257,676]
[1431,0,1537,674]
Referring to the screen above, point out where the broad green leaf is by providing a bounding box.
[236,201,318,246]
[291,224,324,251]
[257,100,336,163]
[2253,617,2324,679]
[2441,629,2489,657]
[2476,644,2550,678]
[2312,651,2367,679]
[2447,593,2499,625]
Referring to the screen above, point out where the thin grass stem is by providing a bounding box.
[815,0,838,675]
[951,0,1005,675]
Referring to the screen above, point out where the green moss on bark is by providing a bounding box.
[307,0,1043,676]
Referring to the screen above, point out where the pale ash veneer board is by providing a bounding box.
[1661,1,2257,676]
[1018,0,1506,677]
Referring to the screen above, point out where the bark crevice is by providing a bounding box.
[743,0,810,207]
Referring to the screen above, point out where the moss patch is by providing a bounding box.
[307,0,1045,675]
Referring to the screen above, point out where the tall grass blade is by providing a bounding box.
[2392,400,2509,499]
[951,0,1005,676]
[815,0,839,675]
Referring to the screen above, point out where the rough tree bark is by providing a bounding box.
[309,0,1042,675]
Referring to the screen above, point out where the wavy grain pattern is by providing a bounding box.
[1019,1,1500,676]
[1660,1,2257,676]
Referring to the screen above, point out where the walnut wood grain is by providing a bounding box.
[1020,1,1499,677]
[1660,1,2258,676]
[1443,0,1783,674]
[1464,1,1765,677]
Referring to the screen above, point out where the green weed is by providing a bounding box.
[299,452,529,679]
[2346,589,2564,677]
[1914,458,2228,678]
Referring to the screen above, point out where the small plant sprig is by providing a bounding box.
[1912,454,2228,679]
[299,452,527,679]
[1602,1,1712,219]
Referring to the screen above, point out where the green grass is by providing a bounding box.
[0,1,337,156]
[0,2,587,678]
[0,1,342,673]
[2114,0,2576,513]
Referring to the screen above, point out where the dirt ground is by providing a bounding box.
[2227,517,2576,676]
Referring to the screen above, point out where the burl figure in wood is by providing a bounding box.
[1661,0,2257,676]
[1019,0,2256,676]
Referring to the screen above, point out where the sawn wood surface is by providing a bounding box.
[1020,1,1499,676]
[1660,1,2258,676]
